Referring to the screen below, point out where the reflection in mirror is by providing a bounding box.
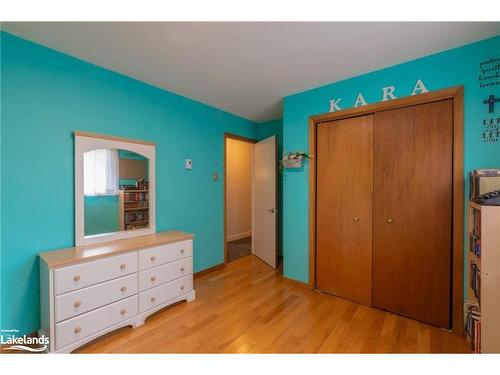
[83,148,149,237]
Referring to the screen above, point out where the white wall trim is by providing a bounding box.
[226,231,252,243]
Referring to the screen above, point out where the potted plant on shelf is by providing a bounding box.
[281,151,308,169]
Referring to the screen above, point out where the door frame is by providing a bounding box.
[308,86,464,335]
[223,133,257,264]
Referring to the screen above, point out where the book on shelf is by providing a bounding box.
[474,320,481,354]
[469,207,482,258]
[124,191,148,202]
[469,261,481,303]
[465,303,481,353]
[469,234,481,258]
[124,210,149,225]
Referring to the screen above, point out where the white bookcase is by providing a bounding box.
[464,201,500,353]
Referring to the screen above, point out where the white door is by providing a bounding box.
[252,136,277,268]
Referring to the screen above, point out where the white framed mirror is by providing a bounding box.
[75,131,156,246]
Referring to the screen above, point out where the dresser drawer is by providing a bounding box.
[138,240,192,270]
[139,257,192,291]
[139,275,192,313]
[55,274,138,322]
[55,295,138,350]
[54,252,137,295]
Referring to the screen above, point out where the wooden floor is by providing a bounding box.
[77,255,470,353]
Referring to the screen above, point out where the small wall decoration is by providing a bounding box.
[281,151,308,169]
[483,94,500,113]
[328,79,428,113]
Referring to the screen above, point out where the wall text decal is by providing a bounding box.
[479,57,500,89]
[329,79,428,112]
[482,116,500,143]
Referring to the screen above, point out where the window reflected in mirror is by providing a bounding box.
[83,148,149,237]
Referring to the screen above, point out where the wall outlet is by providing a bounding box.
[185,159,192,170]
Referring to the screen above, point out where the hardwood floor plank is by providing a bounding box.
[77,255,469,354]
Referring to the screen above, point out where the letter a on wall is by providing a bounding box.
[411,79,429,95]
[354,93,367,108]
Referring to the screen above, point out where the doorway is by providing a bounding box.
[225,135,255,263]
[224,133,278,268]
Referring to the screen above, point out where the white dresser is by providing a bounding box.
[39,231,195,353]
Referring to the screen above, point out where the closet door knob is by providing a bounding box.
[151,297,156,303]
[353,217,360,222]
[73,301,81,308]
[150,276,156,282]
[74,327,81,334]
[120,309,127,315]
[150,256,156,262]
[120,264,126,269]
[73,275,80,282]
[387,218,394,224]
[121,286,127,292]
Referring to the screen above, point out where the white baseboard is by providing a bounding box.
[226,231,252,242]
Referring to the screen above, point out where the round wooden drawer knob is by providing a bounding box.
[121,286,127,292]
[74,327,81,334]
[150,276,156,282]
[120,309,127,315]
[151,297,156,303]
[74,301,81,308]
[73,275,81,282]
[150,256,156,262]
[180,285,185,290]
[180,267,185,272]
[180,249,185,254]
[120,264,127,269]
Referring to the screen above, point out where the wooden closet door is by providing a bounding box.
[372,100,453,328]
[316,115,373,305]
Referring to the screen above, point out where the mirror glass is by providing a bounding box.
[83,148,149,237]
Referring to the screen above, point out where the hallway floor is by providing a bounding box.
[227,236,252,263]
[77,255,469,353]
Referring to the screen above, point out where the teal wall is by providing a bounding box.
[0,31,270,335]
[84,195,119,236]
[282,35,500,283]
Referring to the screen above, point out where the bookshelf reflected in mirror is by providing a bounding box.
[119,189,149,230]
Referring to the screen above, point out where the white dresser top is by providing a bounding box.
[39,230,194,268]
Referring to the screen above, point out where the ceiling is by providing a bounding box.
[2,22,499,122]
